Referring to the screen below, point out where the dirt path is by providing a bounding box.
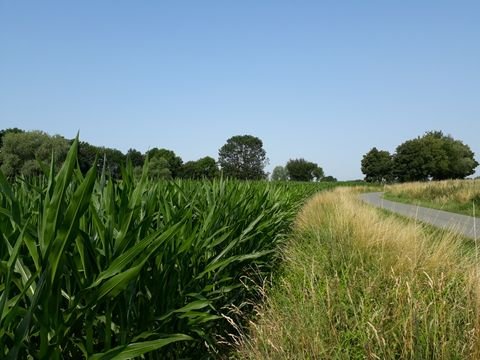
[360,192,478,239]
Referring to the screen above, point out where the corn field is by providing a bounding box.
[0,139,330,359]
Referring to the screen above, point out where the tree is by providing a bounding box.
[101,147,126,179]
[76,141,126,179]
[271,166,288,181]
[0,130,69,177]
[146,148,183,178]
[126,148,145,168]
[393,139,429,182]
[218,135,268,180]
[286,158,324,182]
[0,128,24,150]
[148,156,172,180]
[393,131,478,182]
[322,175,338,182]
[179,156,219,180]
[78,141,99,174]
[423,131,478,180]
[312,166,325,181]
[361,147,393,183]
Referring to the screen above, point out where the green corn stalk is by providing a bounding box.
[0,139,331,359]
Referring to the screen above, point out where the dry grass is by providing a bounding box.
[236,187,480,359]
[385,179,479,217]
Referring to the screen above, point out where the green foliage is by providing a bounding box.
[393,131,478,182]
[285,158,323,182]
[126,148,144,168]
[179,157,219,180]
[361,147,393,183]
[393,138,428,182]
[0,139,328,358]
[146,148,183,177]
[77,141,99,174]
[271,166,288,181]
[100,147,126,179]
[312,166,324,181]
[77,141,127,179]
[148,156,172,179]
[0,128,24,150]
[0,130,69,178]
[218,135,268,180]
[322,175,337,182]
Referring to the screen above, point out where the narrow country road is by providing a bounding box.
[360,192,478,239]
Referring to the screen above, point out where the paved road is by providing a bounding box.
[360,192,478,239]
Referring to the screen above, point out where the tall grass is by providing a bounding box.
[0,139,330,359]
[238,187,480,359]
[385,179,479,217]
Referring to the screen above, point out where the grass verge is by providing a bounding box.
[385,180,479,218]
[237,187,480,359]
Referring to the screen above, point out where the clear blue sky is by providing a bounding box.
[1,1,479,180]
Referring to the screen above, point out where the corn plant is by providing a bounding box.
[0,138,328,359]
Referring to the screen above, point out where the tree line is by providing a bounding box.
[0,129,332,182]
[271,160,337,182]
[361,131,478,183]
[0,129,219,180]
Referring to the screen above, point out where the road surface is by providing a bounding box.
[360,192,478,239]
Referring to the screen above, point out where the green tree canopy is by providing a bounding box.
[0,128,24,150]
[218,135,268,180]
[286,158,324,182]
[101,147,126,179]
[361,147,393,183]
[0,130,69,177]
[322,175,338,182]
[146,148,183,177]
[148,156,172,180]
[126,148,145,168]
[179,157,219,180]
[77,141,99,174]
[271,166,288,181]
[312,166,325,181]
[393,131,478,182]
[77,141,126,179]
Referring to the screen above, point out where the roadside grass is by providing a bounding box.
[375,207,477,257]
[237,187,480,359]
[385,180,479,218]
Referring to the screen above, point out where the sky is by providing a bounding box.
[1,1,479,180]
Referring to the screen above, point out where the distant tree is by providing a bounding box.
[393,131,478,182]
[0,128,24,150]
[126,148,144,168]
[146,148,183,177]
[148,156,172,180]
[361,147,394,183]
[218,135,268,180]
[78,141,99,174]
[0,130,69,177]
[180,156,219,180]
[101,147,126,179]
[271,166,288,181]
[312,166,325,181]
[423,131,478,180]
[322,175,338,182]
[77,141,126,179]
[286,158,323,182]
[393,139,429,182]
